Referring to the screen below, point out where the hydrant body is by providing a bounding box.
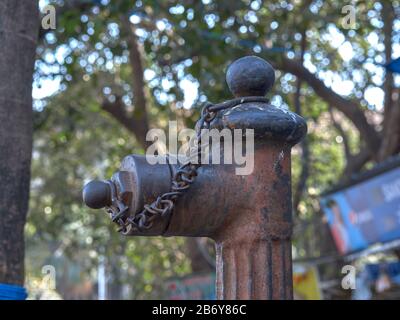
[83,56,307,300]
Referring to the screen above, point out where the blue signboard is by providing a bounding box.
[386,57,400,74]
[320,167,400,254]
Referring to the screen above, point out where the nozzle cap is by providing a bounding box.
[83,180,112,209]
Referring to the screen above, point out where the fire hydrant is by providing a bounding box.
[83,56,307,300]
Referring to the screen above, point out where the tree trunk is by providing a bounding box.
[0,1,38,285]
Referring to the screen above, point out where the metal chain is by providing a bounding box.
[109,96,269,233]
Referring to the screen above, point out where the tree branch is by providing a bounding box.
[101,97,147,149]
[329,107,351,160]
[342,147,371,179]
[382,1,394,120]
[379,1,395,160]
[101,15,151,150]
[273,57,381,154]
[293,28,309,215]
[328,106,372,177]
[120,15,150,147]
[378,91,400,159]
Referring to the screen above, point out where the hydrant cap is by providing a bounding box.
[226,56,275,97]
[82,180,112,209]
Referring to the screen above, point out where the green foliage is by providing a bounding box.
[29,82,190,299]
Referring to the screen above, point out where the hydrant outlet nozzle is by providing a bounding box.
[82,180,112,209]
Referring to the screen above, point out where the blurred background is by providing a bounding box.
[5,0,400,299]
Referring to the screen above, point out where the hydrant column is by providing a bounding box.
[213,142,294,300]
[208,56,307,299]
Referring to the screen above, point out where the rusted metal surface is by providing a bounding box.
[83,56,307,300]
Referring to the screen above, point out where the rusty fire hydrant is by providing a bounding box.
[83,56,307,300]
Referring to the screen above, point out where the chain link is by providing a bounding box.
[108,96,269,233]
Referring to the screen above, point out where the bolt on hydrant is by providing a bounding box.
[83,56,307,300]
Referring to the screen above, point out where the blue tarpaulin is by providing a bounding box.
[386,58,400,74]
[366,262,400,284]
[0,283,27,300]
